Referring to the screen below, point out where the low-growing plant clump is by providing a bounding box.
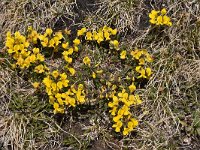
[5,24,155,136]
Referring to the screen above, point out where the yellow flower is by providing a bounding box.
[64,56,72,63]
[62,79,69,87]
[156,16,163,25]
[60,73,67,80]
[53,102,64,114]
[34,64,45,73]
[68,67,76,76]
[55,32,63,39]
[149,10,159,24]
[120,105,130,116]
[85,31,92,40]
[120,50,126,59]
[41,37,48,47]
[32,82,40,89]
[163,15,172,26]
[139,58,145,65]
[129,94,142,105]
[129,83,136,93]
[52,70,59,79]
[161,8,167,15]
[62,51,69,56]
[149,10,159,18]
[83,56,91,66]
[43,76,52,88]
[73,38,81,45]
[145,54,153,62]
[57,97,64,105]
[77,27,87,36]
[73,46,79,52]
[29,54,36,63]
[131,50,142,60]
[45,87,52,96]
[55,93,64,105]
[45,28,53,36]
[49,96,55,104]
[110,40,119,50]
[78,84,84,90]
[96,30,104,44]
[110,28,117,35]
[112,120,123,132]
[109,106,117,116]
[92,72,96,78]
[33,48,40,54]
[130,118,138,127]
[62,42,69,49]
[138,68,147,78]
[92,30,98,40]
[50,83,56,93]
[57,81,63,90]
[68,48,74,55]
[36,53,45,62]
[67,97,76,107]
[146,67,152,77]
[104,31,110,40]
[113,115,122,123]
[123,127,130,136]
[96,70,103,74]
[135,66,141,72]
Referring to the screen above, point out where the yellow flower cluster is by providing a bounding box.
[6,31,45,69]
[5,25,154,136]
[27,26,39,44]
[108,89,142,135]
[43,70,86,114]
[131,49,153,79]
[77,26,119,50]
[62,38,81,66]
[38,28,63,51]
[83,56,91,66]
[149,8,172,26]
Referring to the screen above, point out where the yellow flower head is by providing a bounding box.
[32,82,40,89]
[156,16,163,25]
[45,28,53,36]
[161,8,167,15]
[34,64,45,73]
[77,27,87,36]
[85,31,93,40]
[110,40,119,50]
[52,70,59,79]
[36,53,45,62]
[68,67,76,76]
[73,38,81,45]
[33,48,40,54]
[120,50,127,59]
[83,56,91,66]
[112,120,123,132]
[146,67,152,77]
[60,73,67,80]
[92,72,96,78]
[129,83,136,93]
[110,28,117,35]
[62,42,69,49]
[149,10,159,24]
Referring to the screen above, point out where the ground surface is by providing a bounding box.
[0,0,200,150]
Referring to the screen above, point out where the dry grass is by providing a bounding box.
[0,0,200,149]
